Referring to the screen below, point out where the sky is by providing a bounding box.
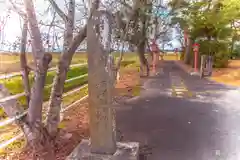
[0,0,51,51]
[0,0,182,52]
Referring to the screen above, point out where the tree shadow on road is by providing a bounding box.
[116,89,240,160]
[116,61,240,160]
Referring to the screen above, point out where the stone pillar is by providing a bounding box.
[200,55,206,78]
[87,10,116,154]
[66,8,139,160]
[207,56,213,76]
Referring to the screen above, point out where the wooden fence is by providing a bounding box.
[0,63,89,150]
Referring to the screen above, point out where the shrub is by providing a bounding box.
[197,40,230,68]
[213,51,229,68]
[230,44,240,59]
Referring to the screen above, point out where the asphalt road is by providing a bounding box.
[116,61,240,160]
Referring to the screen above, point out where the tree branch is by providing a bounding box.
[46,24,86,136]
[9,0,26,17]
[20,17,31,105]
[68,24,87,55]
[48,0,68,22]
[38,22,65,30]
[46,12,57,51]
[23,0,52,124]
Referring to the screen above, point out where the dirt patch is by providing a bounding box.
[211,69,240,87]
[176,60,240,87]
[228,60,240,68]
[2,101,89,160]
[2,67,140,160]
[209,60,240,87]
[115,67,141,102]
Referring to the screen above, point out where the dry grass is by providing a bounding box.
[0,52,181,74]
[162,53,181,61]
[177,59,240,87]
[210,60,240,87]
[0,52,87,74]
[228,60,240,68]
[115,65,141,99]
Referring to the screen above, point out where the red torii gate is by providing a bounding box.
[149,39,160,73]
[193,42,200,73]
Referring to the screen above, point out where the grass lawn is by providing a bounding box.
[0,65,88,119]
[0,53,139,118]
[0,52,141,118]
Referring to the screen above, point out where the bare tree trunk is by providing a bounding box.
[24,0,51,123]
[184,38,192,64]
[46,12,56,52]
[20,17,31,105]
[137,41,149,77]
[0,79,54,160]
[46,0,74,136]
[46,0,89,137]
[23,0,54,158]
[137,2,149,77]
[230,36,235,56]
[147,42,153,67]
[2,0,57,158]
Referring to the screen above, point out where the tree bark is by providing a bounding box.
[46,30,88,137]
[137,41,149,77]
[31,125,54,160]
[23,0,55,158]
[184,38,192,64]
[0,85,54,160]
[147,42,153,67]
[137,1,149,77]
[46,0,77,137]
[2,0,60,158]
[24,0,51,123]
[20,17,31,105]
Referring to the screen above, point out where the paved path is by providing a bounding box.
[116,61,240,160]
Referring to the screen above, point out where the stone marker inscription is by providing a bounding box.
[87,9,117,154]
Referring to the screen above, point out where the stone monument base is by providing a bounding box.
[66,139,139,160]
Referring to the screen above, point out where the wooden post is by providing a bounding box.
[153,52,157,73]
[87,10,116,154]
[194,51,198,72]
[174,48,178,60]
[193,43,200,73]
[207,56,213,76]
[200,55,206,78]
[184,28,188,48]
